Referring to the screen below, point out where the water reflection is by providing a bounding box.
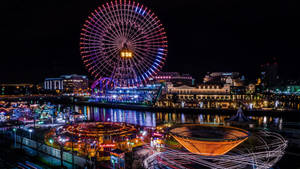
[70,105,285,129]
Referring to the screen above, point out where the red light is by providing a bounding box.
[153,133,163,137]
[99,144,116,148]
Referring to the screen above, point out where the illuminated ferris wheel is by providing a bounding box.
[80,0,168,87]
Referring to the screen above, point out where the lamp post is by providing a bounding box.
[58,137,67,168]
[49,138,54,146]
[13,128,17,148]
[28,128,33,140]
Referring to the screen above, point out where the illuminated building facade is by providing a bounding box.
[61,74,89,93]
[44,78,63,90]
[151,72,195,86]
[157,82,300,110]
[91,84,163,105]
[44,74,89,93]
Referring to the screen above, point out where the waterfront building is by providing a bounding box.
[157,81,300,110]
[156,72,276,109]
[44,78,64,91]
[90,84,163,105]
[151,72,195,86]
[61,74,89,93]
[44,74,89,93]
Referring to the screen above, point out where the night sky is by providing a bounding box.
[1,0,300,83]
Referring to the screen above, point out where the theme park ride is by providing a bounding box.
[145,125,287,169]
[169,124,249,156]
[80,0,167,105]
[45,122,142,160]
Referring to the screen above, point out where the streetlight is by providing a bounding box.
[49,138,54,146]
[28,129,33,140]
[13,128,17,147]
[58,137,67,168]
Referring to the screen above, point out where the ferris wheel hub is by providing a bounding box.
[120,49,134,59]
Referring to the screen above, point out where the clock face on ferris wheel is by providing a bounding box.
[80,0,168,87]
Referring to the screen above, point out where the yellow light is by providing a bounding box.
[120,50,133,59]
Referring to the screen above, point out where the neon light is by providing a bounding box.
[153,133,163,137]
[99,144,116,148]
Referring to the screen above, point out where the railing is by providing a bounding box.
[14,135,90,168]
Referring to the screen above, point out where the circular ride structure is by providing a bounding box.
[63,122,137,138]
[145,129,287,169]
[169,124,249,156]
[46,122,141,159]
[80,0,168,87]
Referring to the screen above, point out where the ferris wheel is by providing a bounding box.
[80,0,168,87]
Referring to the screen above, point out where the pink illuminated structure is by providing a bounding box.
[80,0,168,87]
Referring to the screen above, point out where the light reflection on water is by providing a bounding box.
[70,105,285,129]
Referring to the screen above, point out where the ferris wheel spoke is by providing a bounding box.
[128,10,158,41]
[133,51,158,73]
[84,20,117,42]
[122,1,131,39]
[108,3,125,37]
[131,16,162,41]
[86,13,119,40]
[134,48,165,71]
[130,21,162,42]
[93,50,119,75]
[101,4,123,39]
[94,11,118,38]
[125,2,141,41]
[126,2,138,40]
[112,3,126,37]
[113,1,125,38]
[96,8,120,39]
[131,30,166,44]
[127,3,146,39]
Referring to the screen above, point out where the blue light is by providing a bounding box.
[135,7,146,16]
[141,74,146,81]
[147,70,151,75]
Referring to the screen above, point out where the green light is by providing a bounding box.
[49,139,54,144]
[13,128,16,132]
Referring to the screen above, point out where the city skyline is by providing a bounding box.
[1,0,300,83]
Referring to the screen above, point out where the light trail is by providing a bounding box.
[144,130,287,169]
